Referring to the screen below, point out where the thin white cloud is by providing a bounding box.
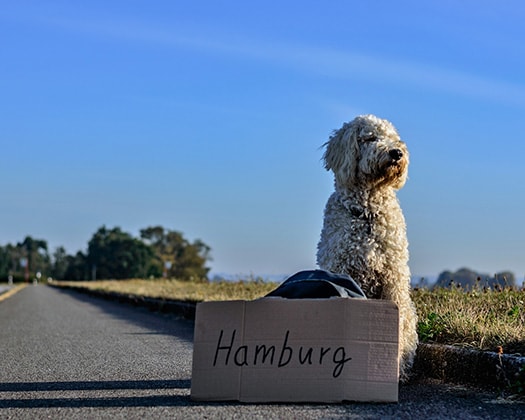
[112,22,525,106]
[11,10,525,108]
[265,45,525,107]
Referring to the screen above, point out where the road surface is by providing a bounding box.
[0,285,523,419]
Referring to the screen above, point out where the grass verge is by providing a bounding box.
[53,278,279,303]
[414,287,524,355]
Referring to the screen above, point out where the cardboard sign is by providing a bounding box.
[191,297,399,403]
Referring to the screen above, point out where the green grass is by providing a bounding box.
[51,279,525,355]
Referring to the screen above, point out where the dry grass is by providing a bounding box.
[52,279,525,355]
[413,286,525,355]
[54,279,279,302]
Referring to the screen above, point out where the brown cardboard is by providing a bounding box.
[191,297,399,403]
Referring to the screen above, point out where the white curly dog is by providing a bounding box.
[317,114,418,382]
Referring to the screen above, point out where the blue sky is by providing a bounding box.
[2,1,525,280]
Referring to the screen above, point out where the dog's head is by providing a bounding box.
[323,114,409,190]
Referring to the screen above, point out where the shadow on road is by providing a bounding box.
[0,379,190,392]
[1,396,191,408]
[0,379,244,409]
[51,286,195,344]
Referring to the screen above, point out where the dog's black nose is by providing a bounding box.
[389,149,403,161]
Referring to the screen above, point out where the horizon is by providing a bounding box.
[3,227,524,284]
[209,272,525,285]
[2,1,525,279]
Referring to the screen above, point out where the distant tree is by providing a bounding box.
[16,236,50,278]
[0,246,9,279]
[0,238,51,281]
[0,244,26,281]
[63,251,88,280]
[87,226,154,280]
[434,267,516,290]
[140,226,211,281]
[492,271,516,288]
[0,225,211,281]
[50,246,69,280]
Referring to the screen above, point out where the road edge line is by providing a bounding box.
[0,284,28,302]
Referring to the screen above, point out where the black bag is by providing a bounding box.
[266,269,366,299]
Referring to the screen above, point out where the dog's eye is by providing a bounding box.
[363,135,378,142]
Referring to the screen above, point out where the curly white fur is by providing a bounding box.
[317,114,418,382]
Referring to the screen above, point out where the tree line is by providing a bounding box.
[0,225,211,282]
[434,267,516,290]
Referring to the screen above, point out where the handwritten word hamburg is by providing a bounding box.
[213,329,352,378]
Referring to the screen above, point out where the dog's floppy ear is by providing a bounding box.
[323,122,360,187]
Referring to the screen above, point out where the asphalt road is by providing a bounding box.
[0,285,523,419]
